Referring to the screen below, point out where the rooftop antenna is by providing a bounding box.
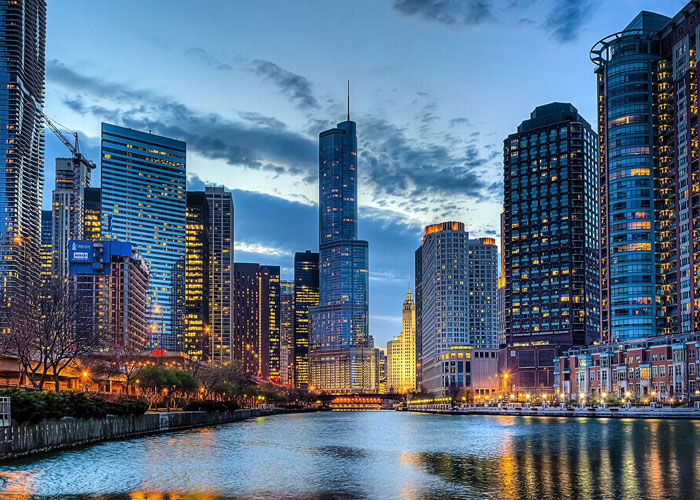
[347,80,350,121]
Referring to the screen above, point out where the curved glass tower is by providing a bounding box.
[592,12,670,342]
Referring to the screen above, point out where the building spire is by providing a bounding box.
[347,80,350,121]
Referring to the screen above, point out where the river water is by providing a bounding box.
[0,411,698,500]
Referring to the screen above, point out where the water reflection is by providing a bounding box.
[0,413,697,500]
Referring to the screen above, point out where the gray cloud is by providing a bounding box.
[392,0,492,26]
[49,60,316,179]
[49,61,501,223]
[543,0,594,42]
[184,47,232,71]
[251,59,319,110]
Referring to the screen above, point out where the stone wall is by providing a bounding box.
[0,408,260,461]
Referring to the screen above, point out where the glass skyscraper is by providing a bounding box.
[591,9,700,341]
[293,250,319,388]
[0,0,46,305]
[100,123,186,351]
[309,116,378,393]
[185,192,210,361]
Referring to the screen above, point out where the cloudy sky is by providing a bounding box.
[44,0,684,347]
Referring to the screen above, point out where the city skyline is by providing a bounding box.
[40,0,686,348]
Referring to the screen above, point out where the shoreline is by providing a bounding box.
[405,406,700,420]
[0,407,322,462]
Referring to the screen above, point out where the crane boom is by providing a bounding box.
[42,114,96,245]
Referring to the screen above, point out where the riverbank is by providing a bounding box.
[406,405,700,419]
[0,407,319,461]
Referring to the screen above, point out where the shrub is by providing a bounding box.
[0,389,148,424]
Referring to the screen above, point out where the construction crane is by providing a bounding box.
[43,114,96,241]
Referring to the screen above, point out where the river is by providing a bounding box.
[0,411,698,499]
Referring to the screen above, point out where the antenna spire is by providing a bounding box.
[347,80,350,121]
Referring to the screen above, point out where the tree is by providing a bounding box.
[0,280,102,391]
[133,366,199,409]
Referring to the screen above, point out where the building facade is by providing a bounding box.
[293,250,319,388]
[40,209,52,289]
[416,222,499,394]
[309,115,378,393]
[592,6,700,341]
[83,187,101,241]
[205,186,234,364]
[52,158,91,282]
[233,263,279,380]
[0,0,46,306]
[100,123,186,351]
[280,280,294,386]
[555,333,699,402]
[184,192,210,361]
[69,240,150,351]
[387,289,417,394]
[502,103,600,394]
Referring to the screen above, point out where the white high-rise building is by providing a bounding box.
[415,222,498,394]
[387,289,416,394]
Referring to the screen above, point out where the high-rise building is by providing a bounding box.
[592,7,700,341]
[387,289,417,394]
[69,240,150,351]
[378,348,388,394]
[261,265,281,383]
[83,187,101,241]
[185,192,210,361]
[233,263,279,380]
[414,245,423,391]
[51,158,91,281]
[415,222,498,395]
[293,250,319,388]
[100,123,186,351]
[0,0,46,306]
[40,210,52,289]
[280,280,294,386]
[205,186,234,364]
[309,111,378,394]
[502,103,600,393]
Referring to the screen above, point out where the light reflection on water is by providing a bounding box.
[0,412,698,500]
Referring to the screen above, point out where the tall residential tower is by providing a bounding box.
[503,103,600,393]
[309,109,378,393]
[0,0,46,305]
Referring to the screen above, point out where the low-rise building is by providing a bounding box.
[554,334,699,401]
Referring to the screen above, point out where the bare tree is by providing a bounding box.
[0,280,102,391]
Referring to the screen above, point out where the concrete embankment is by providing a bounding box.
[407,406,700,420]
[0,408,273,461]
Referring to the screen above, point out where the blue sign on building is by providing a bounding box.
[69,241,94,263]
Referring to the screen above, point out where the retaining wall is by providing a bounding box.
[0,408,262,461]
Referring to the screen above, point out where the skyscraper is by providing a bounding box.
[185,192,210,361]
[293,250,319,388]
[0,0,46,305]
[52,158,90,281]
[233,263,279,380]
[503,103,600,393]
[280,280,294,386]
[205,186,234,364]
[387,289,416,394]
[261,265,281,383]
[309,108,378,394]
[414,245,423,391]
[416,222,498,394]
[83,187,101,241]
[100,123,186,351]
[592,8,700,341]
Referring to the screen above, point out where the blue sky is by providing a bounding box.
[43,0,685,347]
